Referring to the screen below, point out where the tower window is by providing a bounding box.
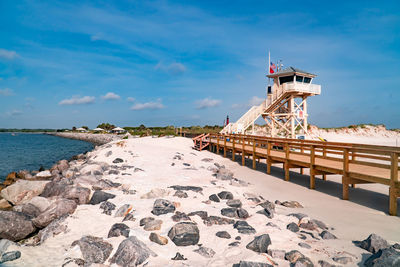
[296,76,304,82]
[303,77,311,83]
[279,76,294,84]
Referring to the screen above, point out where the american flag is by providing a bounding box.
[270,62,276,73]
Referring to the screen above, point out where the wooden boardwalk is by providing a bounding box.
[205,134,400,215]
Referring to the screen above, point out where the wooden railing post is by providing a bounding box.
[342,148,349,200]
[310,145,315,189]
[232,136,235,161]
[267,141,271,174]
[252,138,256,169]
[223,135,227,157]
[322,146,327,180]
[242,137,245,166]
[389,152,399,215]
[284,142,290,181]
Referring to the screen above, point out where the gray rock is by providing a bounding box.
[332,256,352,264]
[114,204,132,217]
[364,247,400,267]
[105,151,112,157]
[171,252,187,260]
[149,232,168,245]
[0,251,21,264]
[94,179,121,190]
[72,236,113,264]
[318,260,340,267]
[218,191,233,200]
[294,257,314,267]
[140,217,154,226]
[233,260,272,267]
[229,241,241,247]
[13,203,41,218]
[299,221,319,231]
[40,180,71,198]
[110,236,157,266]
[174,190,188,198]
[201,158,213,162]
[151,199,175,215]
[61,186,91,205]
[281,201,303,208]
[100,201,116,215]
[123,213,135,222]
[215,168,234,180]
[320,230,337,240]
[203,216,235,226]
[188,211,208,220]
[246,234,271,253]
[36,215,68,244]
[108,169,119,175]
[168,185,203,193]
[285,250,305,263]
[288,213,308,220]
[209,194,220,202]
[391,243,400,250]
[256,208,274,219]
[113,158,124,163]
[266,222,280,229]
[216,231,231,239]
[233,220,256,234]
[221,208,238,218]
[268,249,286,259]
[310,219,328,230]
[354,233,390,254]
[32,198,77,228]
[194,246,215,258]
[171,211,191,222]
[143,220,163,231]
[168,222,200,246]
[89,191,116,205]
[299,242,311,249]
[235,236,241,240]
[237,208,249,219]
[108,223,130,238]
[0,239,15,255]
[287,222,300,233]
[227,199,242,208]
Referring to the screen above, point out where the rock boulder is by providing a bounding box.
[1,180,49,205]
[0,211,36,241]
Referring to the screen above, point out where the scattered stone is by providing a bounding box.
[201,158,213,162]
[281,201,303,208]
[108,223,130,238]
[36,170,52,178]
[144,220,163,231]
[188,211,208,220]
[268,249,286,259]
[114,204,132,217]
[233,261,272,267]
[391,243,400,249]
[299,242,311,249]
[227,199,242,208]
[332,256,352,264]
[299,221,319,231]
[168,222,200,246]
[171,211,191,222]
[105,151,112,157]
[122,213,135,222]
[266,222,280,229]
[288,213,308,221]
[364,247,400,267]
[218,191,233,200]
[183,163,190,166]
[233,220,256,234]
[203,216,235,226]
[294,257,314,267]
[108,169,119,175]
[318,260,339,267]
[61,186,91,205]
[26,196,51,213]
[0,251,21,264]
[152,199,176,215]
[168,185,203,193]
[89,191,116,205]
[310,219,328,230]
[174,190,188,198]
[32,198,77,228]
[140,217,155,226]
[36,215,68,244]
[149,232,168,245]
[209,194,220,202]
[13,203,41,218]
[0,239,15,255]
[298,234,307,240]
[246,234,271,253]
[216,231,231,239]
[320,230,337,240]
[235,236,241,240]
[287,222,300,233]
[243,193,262,203]
[215,168,234,180]
[194,246,215,258]
[171,252,187,260]
[229,241,241,247]
[99,201,116,215]
[257,201,275,218]
[285,250,305,263]
[0,180,49,205]
[110,236,157,266]
[141,188,169,199]
[300,230,320,240]
[72,236,113,264]
[112,158,124,163]
[354,233,390,253]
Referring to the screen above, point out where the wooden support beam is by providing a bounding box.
[310,145,315,189]
[252,139,256,169]
[342,148,350,200]
[300,168,304,175]
[232,136,235,161]
[242,137,245,166]
[223,135,226,157]
[389,152,399,215]
[285,143,290,181]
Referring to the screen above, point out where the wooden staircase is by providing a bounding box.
[192,133,210,151]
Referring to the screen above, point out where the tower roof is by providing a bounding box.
[267,66,316,78]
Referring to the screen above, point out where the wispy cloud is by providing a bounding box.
[0,88,14,96]
[127,97,135,102]
[155,62,187,75]
[0,49,18,60]
[101,92,120,100]
[195,97,221,109]
[232,96,264,109]
[5,109,23,116]
[59,95,95,105]
[90,33,104,41]
[130,99,165,110]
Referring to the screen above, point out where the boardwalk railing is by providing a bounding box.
[208,133,400,216]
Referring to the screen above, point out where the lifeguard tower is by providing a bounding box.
[221,66,321,138]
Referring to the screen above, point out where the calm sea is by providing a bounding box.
[0,133,93,182]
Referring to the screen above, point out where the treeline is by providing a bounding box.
[0,128,58,132]
[123,125,222,136]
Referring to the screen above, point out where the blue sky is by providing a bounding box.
[0,0,399,129]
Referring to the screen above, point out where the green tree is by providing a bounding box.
[97,123,115,131]
[82,126,89,130]
[72,126,77,131]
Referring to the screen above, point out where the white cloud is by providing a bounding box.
[195,98,221,109]
[0,88,14,96]
[90,33,104,41]
[101,92,120,100]
[155,62,187,75]
[127,97,135,102]
[0,49,18,60]
[5,109,23,116]
[232,96,265,109]
[130,99,165,110]
[59,96,95,105]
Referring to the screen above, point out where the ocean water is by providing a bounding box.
[0,133,93,182]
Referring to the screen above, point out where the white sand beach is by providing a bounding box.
[1,135,399,266]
